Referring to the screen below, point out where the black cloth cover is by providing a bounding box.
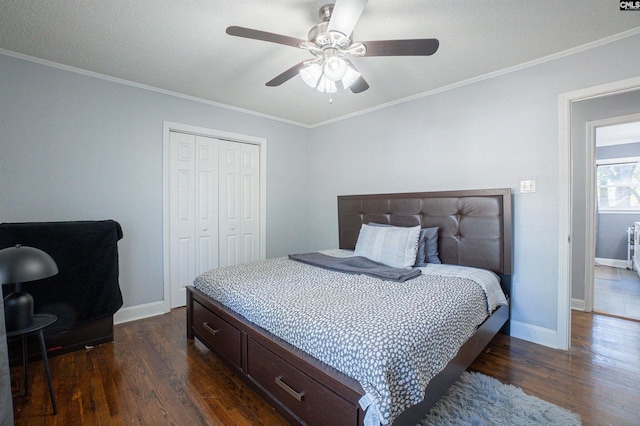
[0,220,124,329]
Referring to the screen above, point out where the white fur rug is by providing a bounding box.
[420,372,581,425]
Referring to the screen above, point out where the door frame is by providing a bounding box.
[162,121,267,313]
[585,112,640,312]
[559,76,640,350]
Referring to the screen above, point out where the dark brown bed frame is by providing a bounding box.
[187,188,512,426]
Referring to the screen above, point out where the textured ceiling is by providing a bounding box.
[0,1,639,126]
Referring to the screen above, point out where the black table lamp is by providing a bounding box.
[0,244,58,332]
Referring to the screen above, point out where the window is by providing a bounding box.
[596,158,640,212]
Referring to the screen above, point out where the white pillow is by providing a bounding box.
[354,223,421,268]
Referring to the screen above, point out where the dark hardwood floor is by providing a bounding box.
[470,312,640,426]
[10,309,640,425]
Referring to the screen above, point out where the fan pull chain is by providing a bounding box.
[329,93,333,104]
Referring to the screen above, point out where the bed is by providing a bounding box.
[186,188,512,426]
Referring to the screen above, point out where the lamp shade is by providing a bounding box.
[340,64,361,90]
[1,245,59,331]
[323,56,347,81]
[300,63,322,88]
[0,245,58,284]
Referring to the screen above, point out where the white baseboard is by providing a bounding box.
[595,257,629,269]
[113,301,167,325]
[510,320,564,349]
[571,298,586,311]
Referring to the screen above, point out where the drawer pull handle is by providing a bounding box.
[275,376,304,402]
[202,322,219,336]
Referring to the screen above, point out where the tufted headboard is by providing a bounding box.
[337,188,512,275]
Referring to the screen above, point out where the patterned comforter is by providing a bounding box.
[193,252,507,425]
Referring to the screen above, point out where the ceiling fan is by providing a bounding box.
[226,0,439,96]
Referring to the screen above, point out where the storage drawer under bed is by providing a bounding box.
[247,337,358,426]
[192,300,242,369]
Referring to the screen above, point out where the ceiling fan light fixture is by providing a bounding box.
[299,63,322,88]
[323,56,347,81]
[316,75,337,94]
[227,1,440,95]
[340,64,361,89]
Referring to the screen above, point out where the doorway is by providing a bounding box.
[559,76,640,350]
[162,122,267,312]
[590,117,640,321]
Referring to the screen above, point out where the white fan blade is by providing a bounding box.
[327,0,368,37]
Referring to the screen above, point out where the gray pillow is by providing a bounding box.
[354,223,421,268]
[368,223,440,266]
[418,227,441,266]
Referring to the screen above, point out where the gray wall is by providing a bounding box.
[597,141,640,160]
[307,33,640,341]
[595,213,636,260]
[0,54,311,308]
[595,142,640,261]
[571,91,640,301]
[2,31,640,348]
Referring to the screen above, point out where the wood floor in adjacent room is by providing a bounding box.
[10,308,640,426]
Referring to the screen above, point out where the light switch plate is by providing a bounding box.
[520,179,536,193]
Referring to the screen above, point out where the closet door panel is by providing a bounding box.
[241,144,260,263]
[169,132,261,307]
[219,141,242,267]
[169,132,196,308]
[195,136,219,276]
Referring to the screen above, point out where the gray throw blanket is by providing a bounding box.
[288,252,421,282]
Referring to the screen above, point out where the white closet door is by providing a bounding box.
[194,136,219,277]
[169,132,196,308]
[168,130,261,307]
[241,143,260,262]
[169,132,219,308]
[219,141,260,267]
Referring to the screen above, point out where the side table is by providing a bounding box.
[7,313,58,414]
